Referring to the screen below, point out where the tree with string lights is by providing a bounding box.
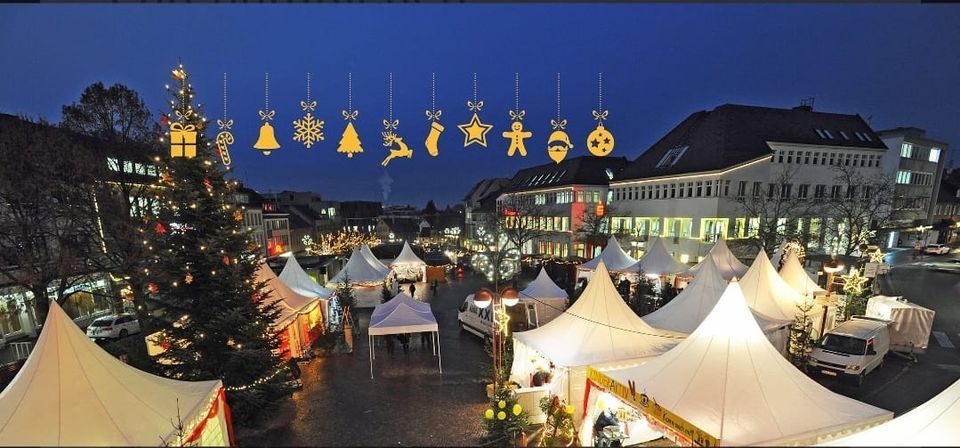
[138,63,292,425]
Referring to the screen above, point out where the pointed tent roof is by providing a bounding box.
[822,377,960,446]
[520,268,569,302]
[255,261,319,326]
[643,256,728,334]
[329,248,388,285]
[779,251,826,296]
[369,297,438,336]
[390,241,426,267]
[279,255,333,299]
[372,292,431,322]
[739,250,810,322]
[0,301,224,446]
[606,281,892,446]
[579,236,639,273]
[634,237,687,276]
[360,244,391,276]
[514,261,681,368]
[683,239,748,280]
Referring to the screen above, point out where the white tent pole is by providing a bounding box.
[369,334,374,379]
[437,330,442,374]
[432,331,437,356]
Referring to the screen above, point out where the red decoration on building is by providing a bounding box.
[502,208,518,217]
[155,223,167,234]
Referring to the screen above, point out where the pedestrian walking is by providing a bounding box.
[399,333,410,355]
[409,283,416,298]
[431,280,439,296]
[420,331,431,350]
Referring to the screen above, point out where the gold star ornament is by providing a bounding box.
[458,112,494,148]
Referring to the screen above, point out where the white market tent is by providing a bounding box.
[821,377,960,446]
[739,250,810,322]
[779,251,826,296]
[367,292,441,379]
[279,255,334,299]
[519,267,569,326]
[578,236,639,276]
[390,241,427,281]
[510,261,682,408]
[329,248,389,286]
[598,281,893,446]
[0,301,232,446]
[256,262,324,359]
[632,237,687,276]
[866,295,935,354]
[683,238,748,280]
[360,243,391,277]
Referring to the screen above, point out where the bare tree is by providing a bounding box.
[821,164,897,256]
[733,166,817,255]
[575,205,615,249]
[0,117,105,321]
[496,194,549,255]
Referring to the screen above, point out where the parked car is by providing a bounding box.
[809,316,891,386]
[86,314,141,340]
[457,294,536,339]
[924,244,950,255]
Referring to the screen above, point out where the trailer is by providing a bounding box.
[865,295,936,362]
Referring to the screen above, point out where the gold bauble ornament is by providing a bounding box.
[587,122,615,157]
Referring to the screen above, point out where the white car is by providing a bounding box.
[86,314,141,340]
[924,244,950,255]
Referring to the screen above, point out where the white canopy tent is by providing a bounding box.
[578,236,639,277]
[0,301,232,446]
[821,377,960,446]
[329,247,389,286]
[779,251,826,296]
[518,267,569,326]
[597,281,892,446]
[367,292,441,379]
[511,261,682,414]
[279,255,334,299]
[256,262,324,359]
[360,243,391,277]
[682,238,748,280]
[632,237,687,276]
[739,250,809,322]
[390,241,427,281]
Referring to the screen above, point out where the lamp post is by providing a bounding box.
[822,255,845,296]
[473,287,519,393]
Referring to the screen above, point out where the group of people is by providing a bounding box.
[384,331,433,355]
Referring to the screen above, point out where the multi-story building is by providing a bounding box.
[933,170,960,243]
[339,201,382,233]
[262,202,292,258]
[609,103,887,261]
[463,178,510,248]
[877,127,949,248]
[497,156,628,258]
[229,186,268,257]
[270,190,340,233]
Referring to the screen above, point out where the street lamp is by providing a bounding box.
[822,255,845,296]
[474,287,519,392]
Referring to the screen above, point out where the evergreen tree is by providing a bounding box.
[139,63,291,425]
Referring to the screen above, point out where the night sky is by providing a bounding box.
[2,4,959,207]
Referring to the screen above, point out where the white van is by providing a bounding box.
[458,294,544,339]
[809,316,892,386]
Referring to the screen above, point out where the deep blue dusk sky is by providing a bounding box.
[2,4,959,207]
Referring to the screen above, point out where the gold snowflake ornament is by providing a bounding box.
[293,100,324,148]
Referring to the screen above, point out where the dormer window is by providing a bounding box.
[656,145,689,168]
[823,129,834,139]
[839,131,850,140]
[815,129,826,139]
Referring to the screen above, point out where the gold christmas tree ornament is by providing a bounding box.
[424,72,443,157]
[168,66,197,159]
[502,73,531,157]
[381,73,412,167]
[293,72,324,149]
[253,73,280,155]
[215,72,234,166]
[458,73,494,148]
[587,72,615,157]
[337,72,363,158]
[547,73,572,164]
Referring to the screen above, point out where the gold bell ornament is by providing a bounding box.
[254,73,280,156]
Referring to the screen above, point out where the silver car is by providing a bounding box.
[86,314,141,340]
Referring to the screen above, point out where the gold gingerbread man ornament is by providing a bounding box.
[503,119,532,157]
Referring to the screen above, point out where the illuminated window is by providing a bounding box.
[930,147,941,163]
[106,157,120,171]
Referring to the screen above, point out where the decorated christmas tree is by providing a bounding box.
[140,63,292,425]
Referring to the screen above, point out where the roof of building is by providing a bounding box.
[503,156,627,194]
[618,104,886,180]
[463,177,511,202]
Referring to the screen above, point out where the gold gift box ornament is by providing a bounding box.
[170,122,198,159]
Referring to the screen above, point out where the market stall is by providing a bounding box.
[279,255,334,334]
[0,301,233,446]
[360,243,391,277]
[368,292,440,379]
[821,377,960,446]
[577,236,639,280]
[585,281,892,446]
[518,267,569,327]
[510,262,682,425]
[865,294,935,358]
[778,251,826,296]
[256,262,324,360]
[328,247,389,287]
[682,238,748,280]
[632,237,687,277]
[390,241,427,282]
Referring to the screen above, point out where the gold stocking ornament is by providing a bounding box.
[424,72,443,157]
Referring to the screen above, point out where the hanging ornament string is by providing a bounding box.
[553,73,566,129]
[547,72,571,164]
[587,72,615,157]
[424,72,444,157]
[215,72,234,166]
[458,72,492,148]
[337,72,363,158]
[381,72,410,167]
[592,72,608,122]
[293,72,324,149]
[253,73,279,155]
[503,72,531,157]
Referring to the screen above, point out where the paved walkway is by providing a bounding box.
[236,274,492,446]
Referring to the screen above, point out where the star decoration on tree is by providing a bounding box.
[841,268,868,296]
[868,250,885,264]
